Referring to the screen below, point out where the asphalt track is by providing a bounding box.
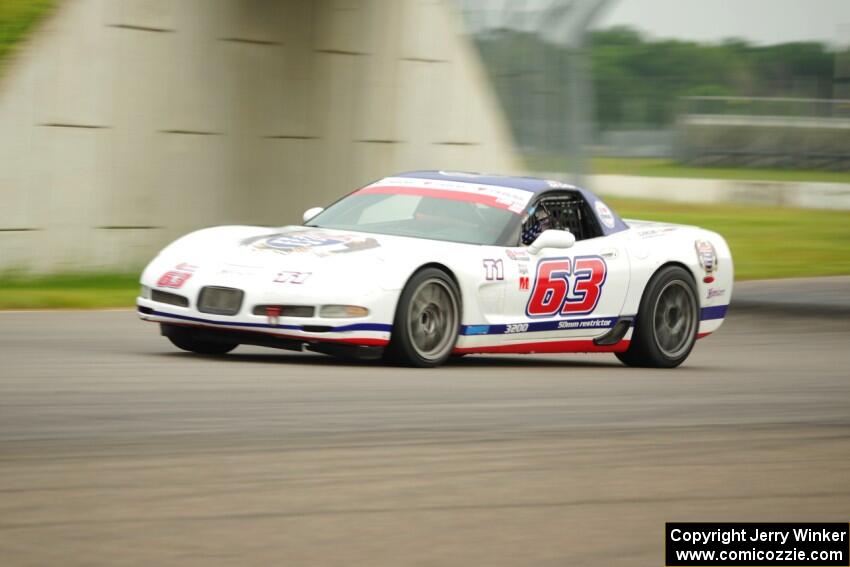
[1,304,849,566]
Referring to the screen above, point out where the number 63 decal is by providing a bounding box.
[525,256,607,317]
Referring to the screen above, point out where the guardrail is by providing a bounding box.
[677,97,850,170]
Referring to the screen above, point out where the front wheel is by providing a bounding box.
[616,265,698,368]
[166,326,238,356]
[385,268,461,368]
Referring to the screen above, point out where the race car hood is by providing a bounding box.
[149,225,448,291]
[236,226,387,263]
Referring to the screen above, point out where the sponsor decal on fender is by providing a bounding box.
[695,240,718,273]
[595,200,616,229]
[505,249,530,261]
[638,226,678,239]
[707,288,726,299]
[175,262,199,272]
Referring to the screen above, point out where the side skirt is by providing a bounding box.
[453,338,630,355]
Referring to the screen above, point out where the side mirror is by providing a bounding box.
[302,207,324,223]
[527,229,575,255]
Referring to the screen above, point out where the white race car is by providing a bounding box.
[138,171,732,368]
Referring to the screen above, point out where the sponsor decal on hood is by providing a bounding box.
[241,229,381,257]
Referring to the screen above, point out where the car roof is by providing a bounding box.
[395,170,575,194]
[391,170,629,236]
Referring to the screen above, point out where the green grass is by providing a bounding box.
[0,0,55,73]
[1,201,849,308]
[0,273,139,309]
[610,198,850,280]
[525,155,850,184]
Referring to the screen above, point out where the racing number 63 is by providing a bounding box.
[525,256,607,317]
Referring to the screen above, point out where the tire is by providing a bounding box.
[166,327,238,356]
[616,265,699,368]
[385,268,461,368]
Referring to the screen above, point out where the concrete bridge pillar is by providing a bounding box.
[0,0,519,272]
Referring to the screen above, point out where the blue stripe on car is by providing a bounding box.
[700,305,728,321]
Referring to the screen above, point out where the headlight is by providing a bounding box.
[140,285,152,299]
[319,305,369,318]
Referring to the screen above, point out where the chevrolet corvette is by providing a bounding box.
[137,171,732,367]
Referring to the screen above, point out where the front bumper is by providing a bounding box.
[137,296,393,350]
[157,320,386,360]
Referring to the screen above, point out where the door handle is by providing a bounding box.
[600,248,617,258]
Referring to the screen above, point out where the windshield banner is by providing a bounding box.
[359,177,533,214]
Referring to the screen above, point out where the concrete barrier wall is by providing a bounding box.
[0,0,520,273]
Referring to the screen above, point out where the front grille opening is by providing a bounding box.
[151,289,189,307]
[253,305,315,318]
[197,286,244,316]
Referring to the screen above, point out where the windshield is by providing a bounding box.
[305,179,532,246]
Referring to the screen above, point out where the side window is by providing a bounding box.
[521,191,602,245]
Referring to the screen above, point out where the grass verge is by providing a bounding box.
[0,0,56,73]
[525,155,850,184]
[0,274,139,309]
[610,198,850,280]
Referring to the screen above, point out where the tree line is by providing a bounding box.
[473,26,840,138]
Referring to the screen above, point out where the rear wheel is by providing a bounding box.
[166,327,238,356]
[385,268,460,368]
[616,265,698,368]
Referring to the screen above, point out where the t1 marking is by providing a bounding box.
[525,256,607,318]
[483,259,504,281]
